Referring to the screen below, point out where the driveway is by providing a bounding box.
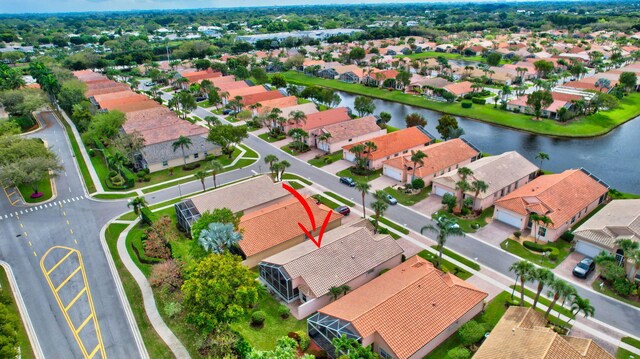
[472,221,515,246]
[369,176,400,191]
[554,252,598,286]
[297,148,324,162]
[323,159,352,174]
[411,194,443,216]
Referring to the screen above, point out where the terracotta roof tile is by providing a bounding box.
[215,80,249,92]
[240,90,284,106]
[320,115,383,143]
[254,96,298,112]
[288,107,351,131]
[443,81,475,96]
[226,85,268,99]
[343,127,433,161]
[383,139,479,178]
[495,169,608,229]
[319,256,487,359]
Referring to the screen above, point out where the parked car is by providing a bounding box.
[335,206,350,216]
[339,177,356,187]
[438,216,460,229]
[222,109,238,115]
[384,194,398,205]
[144,81,155,86]
[195,96,207,102]
[572,257,595,279]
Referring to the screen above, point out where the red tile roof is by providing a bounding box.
[288,107,351,131]
[383,139,479,178]
[343,127,433,161]
[240,90,284,106]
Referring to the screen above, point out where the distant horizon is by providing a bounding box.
[0,0,591,16]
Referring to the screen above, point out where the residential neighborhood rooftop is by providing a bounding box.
[572,199,640,251]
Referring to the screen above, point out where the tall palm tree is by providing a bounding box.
[348,144,366,171]
[127,196,148,217]
[421,217,464,269]
[531,267,555,310]
[470,180,488,211]
[328,286,343,301]
[409,150,427,182]
[544,279,573,320]
[194,170,207,191]
[288,110,307,127]
[457,167,473,181]
[172,136,192,166]
[616,238,640,278]
[570,295,595,324]
[371,192,389,233]
[209,160,224,188]
[263,154,279,176]
[508,260,535,305]
[355,181,371,218]
[535,152,550,173]
[317,133,332,150]
[455,180,471,209]
[277,160,290,181]
[363,141,378,170]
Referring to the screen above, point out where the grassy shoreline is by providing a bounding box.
[280,71,640,138]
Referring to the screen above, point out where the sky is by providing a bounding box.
[0,0,508,15]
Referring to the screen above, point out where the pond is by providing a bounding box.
[335,91,640,193]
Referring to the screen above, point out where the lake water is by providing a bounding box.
[336,91,640,193]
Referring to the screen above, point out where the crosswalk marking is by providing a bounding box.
[1,196,86,218]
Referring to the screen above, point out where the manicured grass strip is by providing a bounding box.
[500,239,571,269]
[592,279,640,309]
[433,207,494,233]
[257,133,286,143]
[323,191,355,207]
[104,224,175,359]
[281,71,640,138]
[383,186,430,206]
[17,177,52,204]
[432,245,480,271]
[618,337,640,359]
[374,215,410,235]
[239,144,259,159]
[307,150,343,167]
[508,285,573,318]
[312,194,341,210]
[335,167,382,183]
[418,250,472,280]
[0,266,36,359]
[58,112,96,193]
[281,173,312,185]
[386,125,400,133]
[398,51,485,63]
[93,192,137,200]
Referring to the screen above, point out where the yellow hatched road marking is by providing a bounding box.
[40,246,106,359]
[24,232,28,237]
[55,266,82,292]
[67,220,70,225]
[46,250,74,275]
[65,287,87,311]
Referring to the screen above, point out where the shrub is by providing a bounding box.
[277,304,290,319]
[287,331,300,341]
[234,336,253,359]
[514,231,522,238]
[613,278,635,297]
[143,176,151,182]
[523,241,559,260]
[120,167,136,187]
[142,230,171,260]
[411,178,425,190]
[560,231,574,242]
[183,162,200,171]
[149,259,183,292]
[110,174,124,187]
[307,348,328,359]
[163,302,182,318]
[251,311,266,326]
[471,97,486,105]
[461,100,472,108]
[458,320,485,346]
[88,148,95,157]
[108,170,118,178]
[140,207,156,225]
[137,171,146,178]
[448,347,471,359]
[461,206,471,216]
[296,331,310,351]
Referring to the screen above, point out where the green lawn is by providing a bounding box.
[398,51,485,63]
[104,223,175,359]
[432,207,494,233]
[432,245,481,271]
[257,132,286,143]
[617,337,640,359]
[281,173,312,185]
[418,250,473,280]
[323,191,355,206]
[609,190,640,200]
[231,291,307,351]
[375,215,410,235]
[312,194,341,211]
[336,167,382,183]
[280,143,311,156]
[93,192,138,200]
[592,279,640,309]
[58,110,96,193]
[0,266,36,359]
[500,239,572,269]
[17,177,53,204]
[386,125,400,133]
[307,150,343,167]
[383,186,431,206]
[281,72,640,138]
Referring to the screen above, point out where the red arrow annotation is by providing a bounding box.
[282,183,333,248]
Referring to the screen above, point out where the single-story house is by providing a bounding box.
[223,85,268,104]
[313,115,386,152]
[259,220,403,319]
[284,107,352,138]
[309,256,487,359]
[431,151,539,211]
[276,103,319,117]
[342,126,435,170]
[238,196,343,268]
[382,138,480,184]
[572,199,640,277]
[178,69,222,88]
[474,306,613,359]
[507,92,582,119]
[174,175,289,234]
[338,67,366,83]
[494,169,609,242]
[443,81,475,98]
[252,96,298,115]
[240,89,284,107]
[362,69,400,88]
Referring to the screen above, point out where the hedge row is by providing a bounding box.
[523,241,559,261]
[471,97,486,105]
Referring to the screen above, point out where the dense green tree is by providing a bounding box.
[0,88,47,118]
[436,114,459,140]
[619,72,637,93]
[207,124,248,158]
[0,296,20,359]
[332,334,379,359]
[486,52,502,66]
[421,216,463,268]
[405,112,427,127]
[191,208,242,240]
[354,96,375,117]
[81,110,125,143]
[270,74,287,88]
[57,80,87,114]
[250,67,269,84]
[526,90,553,119]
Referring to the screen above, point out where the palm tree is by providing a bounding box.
[544,279,573,320]
[277,160,290,181]
[421,217,464,269]
[209,160,224,188]
[457,167,473,181]
[508,260,535,305]
[570,295,595,324]
[455,180,471,209]
[531,267,555,310]
[409,150,427,182]
[127,196,148,217]
[339,284,351,296]
[349,144,366,171]
[194,170,207,191]
[328,286,342,301]
[470,180,488,211]
[535,152,550,173]
[355,181,371,218]
[317,133,332,151]
[616,238,640,277]
[288,110,307,127]
[172,136,192,166]
[371,192,389,233]
[363,141,378,170]
[263,154,279,176]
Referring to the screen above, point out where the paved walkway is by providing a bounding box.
[410,193,442,216]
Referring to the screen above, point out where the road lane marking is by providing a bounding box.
[88,344,101,359]
[63,211,66,216]
[23,232,27,237]
[65,287,87,311]
[75,314,93,334]
[70,229,74,234]
[67,220,70,225]
[33,251,37,257]
[74,239,78,244]
[55,266,82,292]
[28,241,32,247]
[20,223,23,228]
[45,250,74,275]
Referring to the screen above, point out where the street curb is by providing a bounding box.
[0,261,45,359]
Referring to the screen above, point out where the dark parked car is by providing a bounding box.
[195,96,207,102]
[573,257,595,279]
[335,206,350,216]
[339,177,356,187]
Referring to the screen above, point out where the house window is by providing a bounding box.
[194,153,199,159]
[571,216,576,224]
[538,226,547,238]
[500,188,505,197]
[204,151,208,157]
[367,268,374,275]
[380,348,392,359]
[348,139,353,142]
[403,150,408,154]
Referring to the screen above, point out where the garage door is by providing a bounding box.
[575,241,606,258]
[434,185,454,197]
[495,209,522,228]
[383,166,402,181]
